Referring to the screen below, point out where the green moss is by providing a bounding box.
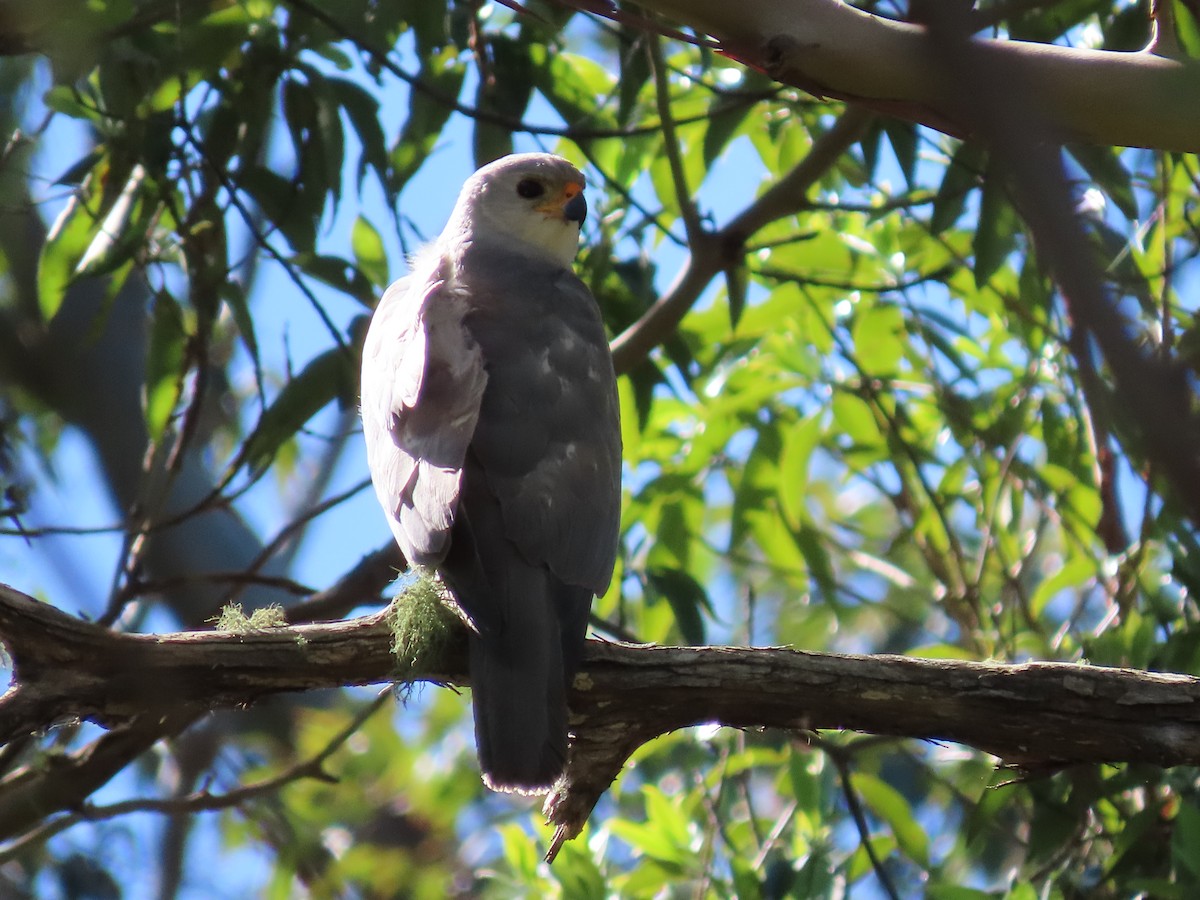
[387,570,459,674]
[212,602,288,633]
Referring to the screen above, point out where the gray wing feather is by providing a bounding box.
[360,254,487,566]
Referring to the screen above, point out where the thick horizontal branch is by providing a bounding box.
[0,583,403,744]
[637,0,1200,151]
[545,636,1200,857]
[4,581,1200,852]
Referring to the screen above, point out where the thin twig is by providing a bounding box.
[829,748,902,900]
[648,35,703,242]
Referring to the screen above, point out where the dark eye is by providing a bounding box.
[516,178,545,199]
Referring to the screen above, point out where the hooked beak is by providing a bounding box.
[536,183,587,225]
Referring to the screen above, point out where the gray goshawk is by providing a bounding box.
[360,153,622,793]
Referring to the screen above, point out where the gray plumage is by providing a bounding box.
[360,153,621,793]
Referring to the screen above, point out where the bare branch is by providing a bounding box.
[83,690,388,820]
[4,584,1191,856]
[609,106,873,373]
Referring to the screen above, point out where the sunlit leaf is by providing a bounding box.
[143,291,188,441]
[351,216,389,290]
[850,772,930,866]
[38,192,98,320]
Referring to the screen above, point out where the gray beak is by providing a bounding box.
[564,191,587,225]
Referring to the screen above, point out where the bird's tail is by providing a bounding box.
[468,575,570,794]
[439,462,593,793]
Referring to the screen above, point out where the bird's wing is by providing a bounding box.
[459,245,622,595]
[360,254,487,566]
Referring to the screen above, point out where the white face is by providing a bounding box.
[450,154,588,268]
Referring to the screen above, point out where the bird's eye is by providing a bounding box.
[516,179,545,199]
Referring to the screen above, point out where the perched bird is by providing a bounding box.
[360,153,622,793]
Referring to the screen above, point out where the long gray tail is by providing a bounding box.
[439,476,591,792]
[468,571,569,793]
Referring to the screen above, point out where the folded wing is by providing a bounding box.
[360,254,488,567]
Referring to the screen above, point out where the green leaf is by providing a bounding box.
[646,567,711,645]
[702,98,753,167]
[930,142,984,235]
[1172,801,1200,882]
[883,121,918,189]
[143,291,188,441]
[973,169,1018,288]
[327,77,390,195]
[778,415,822,528]
[221,281,262,400]
[793,520,837,603]
[241,166,315,251]
[551,832,607,900]
[846,835,897,883]
[927,888,995,900]
[295,253,378,307]
[607,785,695,865]
[850,772,930,866]
[1029,555,1095,619]
[730,424,782,552]
[351,216,389,290]
[860,119,886,183]
[536,50,618,129]
[53,149,105,186]
[499,822,545,884]
[831,391,882,451]
[852,302,905,376]
[42,84,98,120]
[390,51,465,191]
[651,489,700,568]
[241,348,357,474]
[410,0,450,57]
[38,193,98,320]
[472,33,534,167]
[288,67,345,212]
[617,27,651,122]
[730,857,764,900]
[1177,0,1200,57]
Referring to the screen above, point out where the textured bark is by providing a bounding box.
[4,581,1200,854]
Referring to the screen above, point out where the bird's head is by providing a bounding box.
[447,153,588,268]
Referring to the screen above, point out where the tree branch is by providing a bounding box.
[905,7,1200,535]
[631,0,1200,151]
[4,581,1200,857]
[609,106,872,374]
